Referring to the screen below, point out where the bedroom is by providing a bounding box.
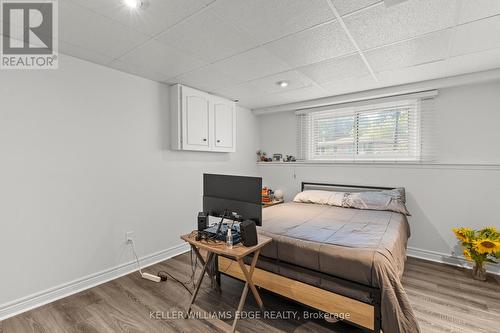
[0,0,499,332]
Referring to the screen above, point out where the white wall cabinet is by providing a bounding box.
[171,84,236,152]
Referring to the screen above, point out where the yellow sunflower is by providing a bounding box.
[463,249,472,261]
[481,226,499,239]
[453,227,472,242]
[473,239,500,254]
[484,226,497,233]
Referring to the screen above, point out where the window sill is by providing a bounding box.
[256,161,500,170]
[257,160,420,165]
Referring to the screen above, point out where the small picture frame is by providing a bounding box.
[272,153,282,162]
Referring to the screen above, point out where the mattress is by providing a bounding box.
[255,202,419,333]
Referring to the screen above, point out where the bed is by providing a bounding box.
[216,183,420,333]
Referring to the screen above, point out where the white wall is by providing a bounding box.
[257,80,500,270]
[0,55,259,309]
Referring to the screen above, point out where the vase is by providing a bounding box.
[472,262,487,281]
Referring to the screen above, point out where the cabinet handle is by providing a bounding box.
[202,138,207,142]
[217,140,221,143]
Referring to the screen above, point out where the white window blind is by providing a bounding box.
[296,95,434,162]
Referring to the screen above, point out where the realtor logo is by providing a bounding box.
[1,0,58,69]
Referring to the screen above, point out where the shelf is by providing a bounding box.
[256,161,500,170]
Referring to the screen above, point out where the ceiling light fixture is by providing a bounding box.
[277,81,289,88]
[124,0,143,9]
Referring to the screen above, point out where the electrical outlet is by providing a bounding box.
[126,231,134,243]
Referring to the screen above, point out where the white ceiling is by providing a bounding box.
[5,0,500,109]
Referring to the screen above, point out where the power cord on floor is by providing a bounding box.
[157,270,193,295]
[128,238,197,294]
[156,246,200,295]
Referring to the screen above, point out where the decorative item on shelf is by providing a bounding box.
[284,155,296,162]
[256,150,272,162]
[261,187,273,203]
[256,150,264,162]
[273,153,283,162]
[453,226,500,281]
[274,189,284,201]
[262,188,284,208]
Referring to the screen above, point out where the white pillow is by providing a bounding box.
[343,189,410,215]
[327,191,346,206]
[293,190,348,206]
[293,190,332,205]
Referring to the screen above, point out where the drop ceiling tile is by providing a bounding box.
[344,0,457,50]
[365,30,451,72]
[264,21,356,68]
[319,75,378,96]
[65,0,118,12]
[452,15,500,56]
[214,84,262,103]
[68,0,209,37]
[241,85,327,109]
[222,83,327,109]
[299,54,371,84]
[245,70,317,95]
[59,1,149,58]
[209,47,291,82]
[273,85,327,103]
[116,40,206,78]
[331,0,382,16]
[108,59,169,82]
[237,96,279,110]
[170,65,242,93]
[376,61,448,86]
[215,70,316,103]
[213,85,259,102]
[447,47,500,76]
[458,0,500,24]
[211,0,336,44]
[59,41,114,67]
[109,0,209,37]
[155,9,258,63]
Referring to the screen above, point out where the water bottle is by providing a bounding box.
[226,228,233,249]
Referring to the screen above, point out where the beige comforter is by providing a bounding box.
[258,202,420,333]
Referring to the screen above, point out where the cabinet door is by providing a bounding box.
[182,86,210,150]
[213,98,235,152]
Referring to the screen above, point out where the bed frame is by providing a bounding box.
[215,182,395,333]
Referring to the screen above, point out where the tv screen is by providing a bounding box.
[203,174,262,226]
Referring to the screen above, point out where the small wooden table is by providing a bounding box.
[181,233,272,333]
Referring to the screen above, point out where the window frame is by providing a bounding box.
[302,99,421,162]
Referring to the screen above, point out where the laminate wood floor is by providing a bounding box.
[1,254,499,333]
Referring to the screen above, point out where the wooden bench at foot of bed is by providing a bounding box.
[218,256,380,332]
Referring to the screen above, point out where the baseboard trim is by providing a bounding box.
[407,246,500,275]
[0,242,190,321]
[1,244,496,321]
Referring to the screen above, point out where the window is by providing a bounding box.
[297,99,421,162]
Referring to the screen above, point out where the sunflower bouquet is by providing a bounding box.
[453,226,500,281]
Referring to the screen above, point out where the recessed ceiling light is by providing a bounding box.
[124,0,143,9]
[277,81,289,88]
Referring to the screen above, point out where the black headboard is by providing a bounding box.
[301,182,394,192]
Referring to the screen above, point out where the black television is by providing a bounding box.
[203,174,262,226]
